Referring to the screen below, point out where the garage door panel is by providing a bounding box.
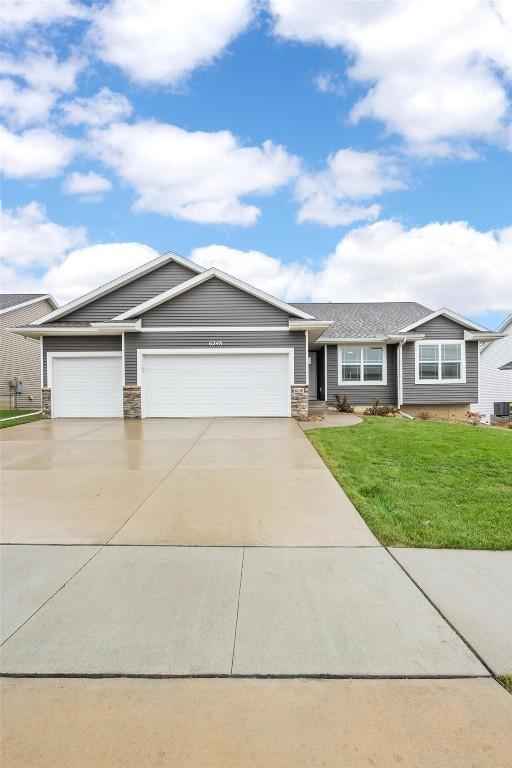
[143,353,290,418]
[52,357,122,418]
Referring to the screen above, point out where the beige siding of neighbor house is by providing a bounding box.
[0,299,54,408]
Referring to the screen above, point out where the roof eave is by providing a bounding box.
[0,294,58,316]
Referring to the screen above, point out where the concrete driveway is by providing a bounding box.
[1,417,511,766]
[0,417,375,546]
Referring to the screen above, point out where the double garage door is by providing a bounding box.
[51,351,291,418]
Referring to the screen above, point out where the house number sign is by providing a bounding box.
[208,340,223,346]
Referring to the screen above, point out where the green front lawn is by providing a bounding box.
[0,409,41,429]
[307,417,512,549]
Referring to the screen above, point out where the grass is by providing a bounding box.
[0,408,41,429]
[307,417,512,549]
[497,676,512,694]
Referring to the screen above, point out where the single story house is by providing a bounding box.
[11,252,502,419]
[471,314,512,420]
[1,293,58,409]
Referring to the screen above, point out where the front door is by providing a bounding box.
[308,351,317,399]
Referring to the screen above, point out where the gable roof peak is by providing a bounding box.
[113,265,315,321]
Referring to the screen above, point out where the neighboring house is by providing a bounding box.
[11,253,502,419]
[471,314,512,418]
[0,294,58,409]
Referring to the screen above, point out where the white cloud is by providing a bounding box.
[42,243,160,304]
[92,0,253,85]
[0,125,76,178]
[60,88,132,127]
[0,202,85,269]
[270,0,512,154]
[0,49,84,126]
[313,72,344,96]
[192,221,512,315]
[0,79,56,127]
[0,0,88,33]
[62,171,112,199]
[0,200,159,304]
[91,120,300,225]
[296,148,404,226]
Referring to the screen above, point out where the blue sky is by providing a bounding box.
[1,0,511,329]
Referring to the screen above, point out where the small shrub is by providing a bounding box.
[363,399,398,417]
[416,410,432,420]
[335,394,354,413]
[466,411,483,427]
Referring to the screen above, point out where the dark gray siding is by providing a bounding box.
[59,262,197,322]
[42,336,121,386]
[402,341,478,404]
[124,331,306,385]
[326,344,398,405]
[141,277,290,327]
[410,316,465,339]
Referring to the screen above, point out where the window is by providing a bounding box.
[416,341,465,383]
[339,346,386,385]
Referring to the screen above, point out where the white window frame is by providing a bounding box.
[337,344,388,386]
[414,340,466,384]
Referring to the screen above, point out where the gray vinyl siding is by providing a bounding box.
[42,336,121,386]
[0,298,54,407]
[59,262,197,322]
[141,277,290,327]
[402,341,478,404]
[410,315,465,339]
[326,344,398,405]
[124,331,306,385]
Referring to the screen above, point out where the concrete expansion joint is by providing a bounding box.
[384,547,496,678]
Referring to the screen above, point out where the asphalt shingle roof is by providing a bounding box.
[0,294,47,311]
[292,301,432,340]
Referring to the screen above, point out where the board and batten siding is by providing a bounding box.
[326,344,398,405]
[59,261,197,322]
[124,331,307,386]
[1,298,55,407]
[42,336,122,386]
[401,341,478,404]
[141,277,291,327]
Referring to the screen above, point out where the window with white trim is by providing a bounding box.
[416,341,465,383]
[338,346,386,385]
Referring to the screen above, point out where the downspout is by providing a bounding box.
[397,336,406,409]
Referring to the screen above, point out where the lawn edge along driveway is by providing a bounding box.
[306,417,512,549]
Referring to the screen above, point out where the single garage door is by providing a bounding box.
[52,355,123,418]
[142,351,291,417]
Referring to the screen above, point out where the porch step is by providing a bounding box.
[308,399,327,414]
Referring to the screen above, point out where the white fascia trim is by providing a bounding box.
[398,308,489,334]
[414,339,466,385]
[114,268,315,321]
[0,294,58,316]
[463,330,505,341]
[305,330,309,386]
[137,325,290,332]
[90,320,141,331]
[32,252,204,326]
[46,351,122,388]
[10,327,126,338]
[337,343,388,386]
[136,347,295,388]
[288,320,334,330]
[496,314,512,333]
[325,337,389,344]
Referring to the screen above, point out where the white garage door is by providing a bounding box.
[52,355,123,418]
[142,351,291,417]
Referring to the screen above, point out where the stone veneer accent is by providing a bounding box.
[41,387,52,418]
[123,386,142,419]
[291,384,309,418]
